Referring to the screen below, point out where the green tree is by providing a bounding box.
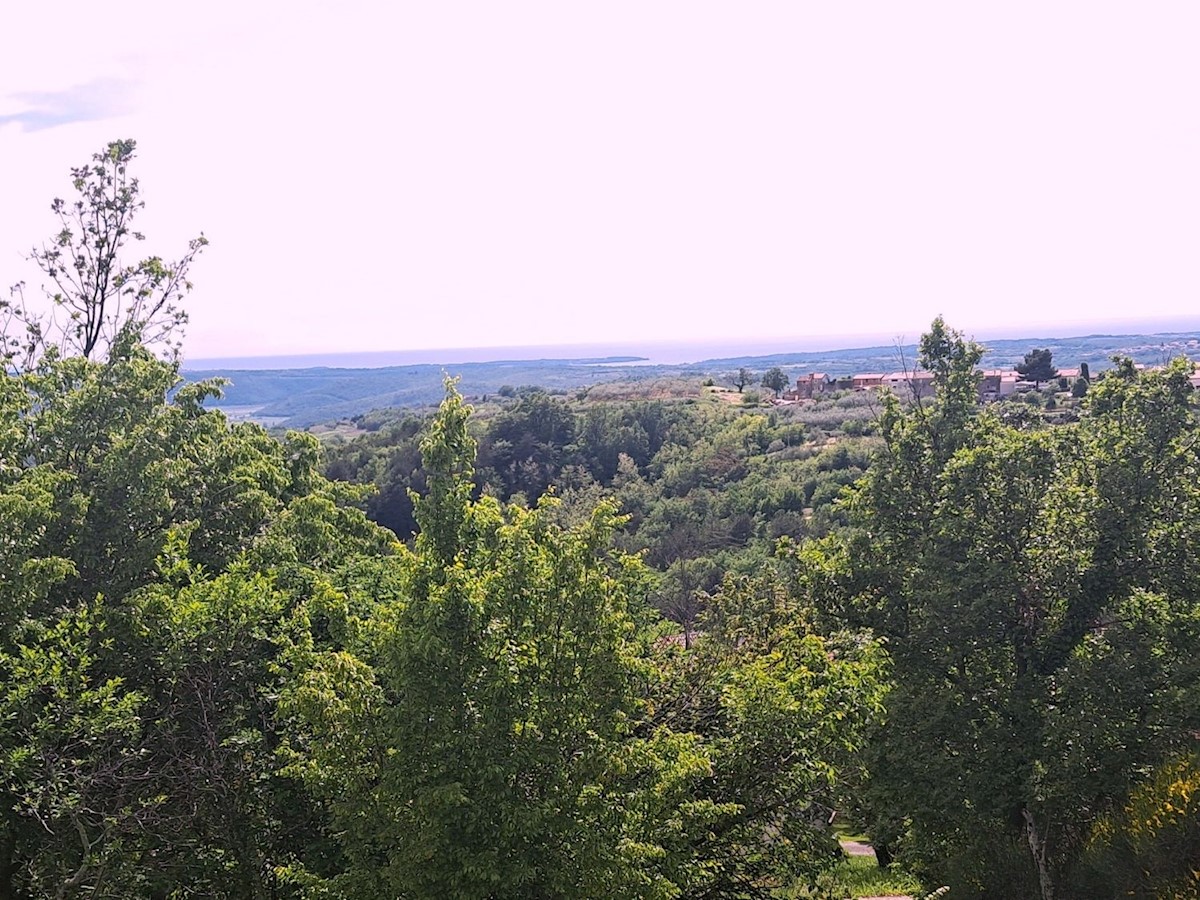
[829,321,1200,899]
[0,146,392,891]
[2,140,206,365]
[283,384,887,898]
[1075,751,1200,897]
[0,342,396,896]
[734,367,755,393]
[476,390,576,500]
[649,568,887,892]
[282,384,684,897]
[1015,347,1058,387]
[761,366,789,397]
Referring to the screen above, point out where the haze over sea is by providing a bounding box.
[185,317,1200,372]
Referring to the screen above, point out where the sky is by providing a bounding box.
[2,2,1199,361]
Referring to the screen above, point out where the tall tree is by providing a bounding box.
[0,144,393,894]
[283,384,665,897]
[829,320,1200,898]
[761,366,789,397]
[1016,348,1058,387]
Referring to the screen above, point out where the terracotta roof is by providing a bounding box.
[884,371,934,381]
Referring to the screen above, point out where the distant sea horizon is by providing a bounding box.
[184,317,1200,372]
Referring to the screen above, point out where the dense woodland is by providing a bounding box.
[0,143,1195,899]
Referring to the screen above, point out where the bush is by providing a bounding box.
[842,418,876,436]
[768,510,808,541]
[919,833,1039,900]
[808,469,861,509]
[1073,752,1200,898]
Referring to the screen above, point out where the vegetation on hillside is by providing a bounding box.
[0,142,1197,899]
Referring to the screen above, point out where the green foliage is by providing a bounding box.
[782,853,923,899]
[476,390,575,499]
[761,366,789,397]
[282,385,887,898]
[0,342,390,896]
[1016,347,1058,386]
[826,320,1200,898]
[325,389,878,634]
[286,530,681,895]
[655,570,888,880]
[287,388,656,896]
[1073,751,1200,898]
[0,599,145,895]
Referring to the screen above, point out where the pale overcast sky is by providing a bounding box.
[2,2,1198,360]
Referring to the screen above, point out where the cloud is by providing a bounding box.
[0,77,136,131]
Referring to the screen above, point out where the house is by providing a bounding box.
[829,376,855,391]
[979,369,1021,400]
[883,370,935,399]
[791,373,831,400]
[852,373,885,390]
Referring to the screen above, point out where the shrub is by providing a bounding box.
[1073,752,1200,898]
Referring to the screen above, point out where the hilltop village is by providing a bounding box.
[779,357,1200,402]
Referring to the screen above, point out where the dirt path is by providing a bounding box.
[839,839,877,857]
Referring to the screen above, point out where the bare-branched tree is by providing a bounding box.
[2,139,206,367]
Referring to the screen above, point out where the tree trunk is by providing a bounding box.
[1022,807,1054,900]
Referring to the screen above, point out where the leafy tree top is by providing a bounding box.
[761,366,789,397]
[1016,347,1058,386]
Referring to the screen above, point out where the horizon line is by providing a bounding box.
[183,319,1200,372]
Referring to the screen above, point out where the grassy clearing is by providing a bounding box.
[780,854,924,899]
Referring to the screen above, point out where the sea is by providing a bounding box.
[183,317,1200,372]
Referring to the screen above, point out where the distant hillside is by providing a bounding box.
[185,330,1200,427]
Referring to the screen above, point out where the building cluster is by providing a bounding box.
[779,365,1192,403]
